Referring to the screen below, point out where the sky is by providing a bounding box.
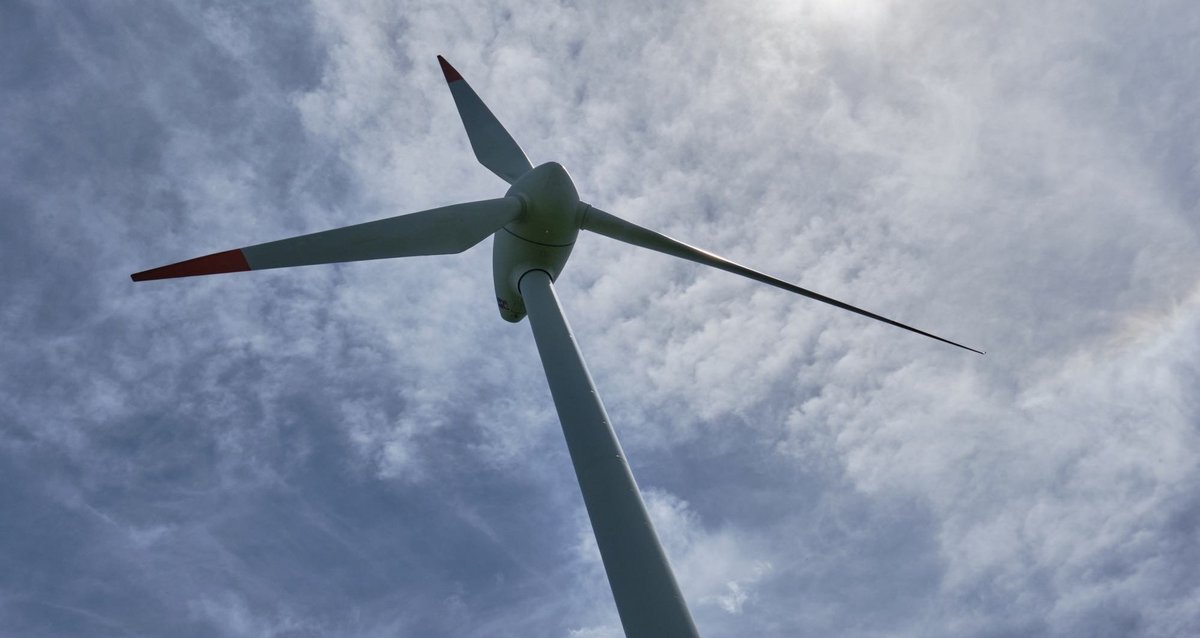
[2,1,1198,636]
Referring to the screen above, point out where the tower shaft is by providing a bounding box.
[520,269,700,638]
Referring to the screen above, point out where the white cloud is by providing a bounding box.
[3,0,1198,636]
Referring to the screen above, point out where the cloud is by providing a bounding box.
[2,0,1198,636]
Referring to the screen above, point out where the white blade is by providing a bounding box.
[579,204,984,354]
[132,197,523,281]
[438,55,533,184]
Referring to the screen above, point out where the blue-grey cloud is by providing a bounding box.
[2,1,1198,636]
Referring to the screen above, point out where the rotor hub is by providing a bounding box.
[492,162,582,322]
[504,162,582,245]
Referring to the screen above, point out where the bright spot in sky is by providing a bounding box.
[767,0,891,30]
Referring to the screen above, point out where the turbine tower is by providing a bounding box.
[133,56,981,638]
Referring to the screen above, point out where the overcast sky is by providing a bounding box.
[3,1,1199,636]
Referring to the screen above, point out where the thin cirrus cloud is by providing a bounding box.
[1,1,1197,637]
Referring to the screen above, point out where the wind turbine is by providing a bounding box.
[133,55,981,638]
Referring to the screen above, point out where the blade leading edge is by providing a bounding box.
[580,204,984,354]
[132,197,523,281]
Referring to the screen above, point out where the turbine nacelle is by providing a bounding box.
[493,162,581,322]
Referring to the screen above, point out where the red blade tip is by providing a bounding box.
[437,55,463,83]
[131,249,251,281]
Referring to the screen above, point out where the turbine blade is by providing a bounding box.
[132,197,523,281]
[579,204,984,354]
[438,55,533,184]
